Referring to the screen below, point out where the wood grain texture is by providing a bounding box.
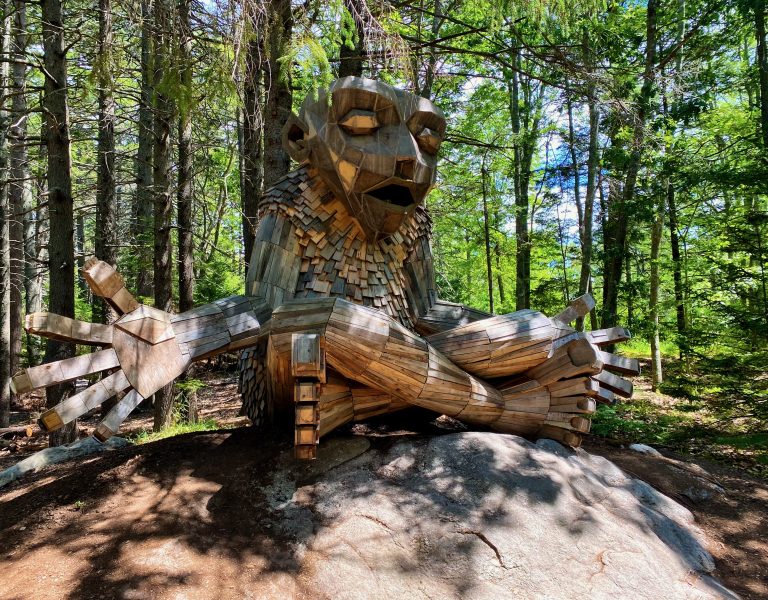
[38,370,131,431]
[83,257,140,314]
[427,310,554,378]
[111,328,189,398]
[24,312,113,346]
[11,348,120,394]
[94,389,144,442]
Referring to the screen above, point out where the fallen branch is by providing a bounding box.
[0,424,37,439]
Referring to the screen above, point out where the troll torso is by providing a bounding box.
[247,166,433,331]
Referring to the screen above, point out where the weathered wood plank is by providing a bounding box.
[39,371,131,431]
[94,389,145,442]
[24,312,113,346]
[598,351,641,375]
[11,348,120,394]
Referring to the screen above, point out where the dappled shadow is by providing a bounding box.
[0,421,734,599]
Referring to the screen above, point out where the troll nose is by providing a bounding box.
[395,158,415,180]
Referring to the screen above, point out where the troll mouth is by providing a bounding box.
[367,184,415,207]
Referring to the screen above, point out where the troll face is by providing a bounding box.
[282,77,446,240]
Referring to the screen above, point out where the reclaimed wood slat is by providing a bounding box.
[10,348,120,394]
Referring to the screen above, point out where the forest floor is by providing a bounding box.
[0,365,766,598]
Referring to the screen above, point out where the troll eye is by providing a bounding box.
[415,127,441,155]
[339,109,380,135]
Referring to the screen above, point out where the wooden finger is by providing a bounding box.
[93,389,145,442]
[593,370,633,398]
[552,294,595,325]
[10,348,120,395]
[591,382,616,405]
[526,338,602,386]
[38,371,131,432]
[597,351,641,375]
[538,424,582,448]
[586,327,631,347]
[547,377,600,398]
[546,412,591,432]
[83,257,140,315]
[25,312,113,346]
[549,397,597,414]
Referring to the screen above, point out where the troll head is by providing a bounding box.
[282,77,446,240]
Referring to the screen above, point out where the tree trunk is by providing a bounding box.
[510,64,526,311]
[668,184,687,356]
[95,0,117,325]
[650,195,664,390]
[507,51,543,311]
[625,251,633,329]
[8,0,28,395]
[177,0,196,423]
[602,0,657,329]
[133,0,154,298]
[95,0,119,416]
[177,0,194,314]
[42,0,77,446]
[0,2,11,428]
[420,0,442,99]
[755,0,768,150]
[481,162,494,314]
[509,55,529,310]
[75,214,88,300]
[241,6,264,267]
[494,208,505,304]
[577,43,599,331]
[566,86,582,233]
[22,210,39,363]
[152,0,175,431]
[262,0,292,188]
[25,135,47,364]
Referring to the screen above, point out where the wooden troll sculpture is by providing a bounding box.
[11,77,637,458]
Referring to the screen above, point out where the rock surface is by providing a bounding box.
[280,433,733,599]
[0,431,737,599]
[629,442,664,456]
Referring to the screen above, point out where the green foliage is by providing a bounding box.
[194,249,243,304]
[281,34,335,93]
[129,419,224,445]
